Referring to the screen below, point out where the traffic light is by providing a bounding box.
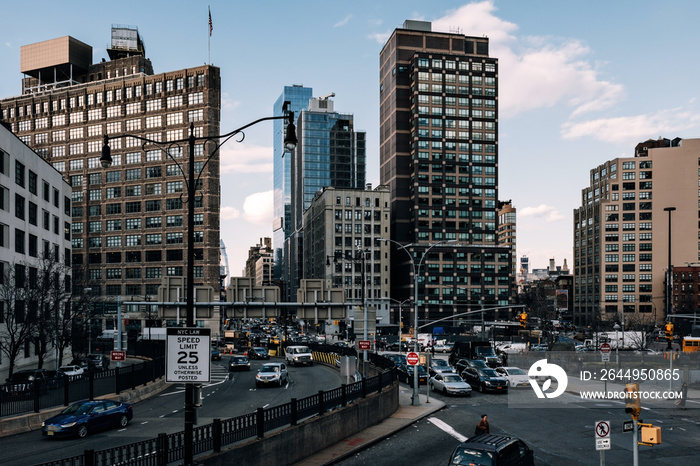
[664,322,674,341]
[624,383,641,420]
[518,312,528,328]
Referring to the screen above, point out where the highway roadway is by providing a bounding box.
[0,357,342,465]
[337,379,700,465]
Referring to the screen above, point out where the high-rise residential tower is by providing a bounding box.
[379,20,514,328]
[573,137,699,327]
[0,27,222,334]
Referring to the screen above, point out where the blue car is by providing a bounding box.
[42,400,133,438]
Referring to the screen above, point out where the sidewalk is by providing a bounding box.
[296,387,445,466]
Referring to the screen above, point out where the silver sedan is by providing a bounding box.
[429,373,472,396]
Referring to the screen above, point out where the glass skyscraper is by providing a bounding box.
[273,85,313,291]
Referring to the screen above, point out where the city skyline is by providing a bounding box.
[2,0,700,278]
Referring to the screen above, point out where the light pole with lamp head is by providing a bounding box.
[100,103,297,466]
[327,249,370,374]
[379,238,456,406]
[387,297,411,352]
[664,207,676,334]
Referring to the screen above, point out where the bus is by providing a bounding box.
[681,336,700,352]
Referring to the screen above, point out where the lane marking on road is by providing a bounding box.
[428,417,468,443]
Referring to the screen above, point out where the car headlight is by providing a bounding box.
[61,422,77,428]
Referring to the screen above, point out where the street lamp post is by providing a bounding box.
[664,207,676,324]
[328,249,370,373]
[379,238,456,406]
[388,298,411,352]
[101,104,297,466]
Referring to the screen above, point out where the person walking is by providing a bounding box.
[677,382,688,410]
[474,414,490,436]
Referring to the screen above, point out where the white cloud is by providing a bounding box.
[433,1,624,119]
[369,31,391,44]
[561,108,700,144]
[219,144,273,174]
[220,206,240,220]
[334,15,352,27]
[519,204,564,222]
[242,191,273,225]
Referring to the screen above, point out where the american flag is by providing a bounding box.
[208,8,213,37]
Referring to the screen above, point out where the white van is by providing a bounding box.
[284,346,313,367]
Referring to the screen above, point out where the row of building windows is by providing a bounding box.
[416,57,496,72]
[70,197,205,217]
[28,110,204,144]
[3,74,206,120]
[71,214,202,233]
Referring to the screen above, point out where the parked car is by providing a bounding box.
[228,356,250,371]
[255,363,289,388]
[429,358,456,377]
[42,400,133,438]
[495,366,530,388]
[211,347,221,361]
[3,369,57,394]
[396,364,428,386]
[429,373,472,396]
[530,344,548,352]
[247,347,270,360]
[461,367,509,393]
[448,434,534,465]
[58,365,85,377]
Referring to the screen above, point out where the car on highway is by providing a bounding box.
[58,365,85,377]
[247,347,270,360]
[284,345,314,366]
[448,434,534,465]
[529,344,548,352]
[461,367,509,393]
[432,342,453,353]
[255,362,289,387]
[384,353,408,367]
[495,366,530,388]
[396,364,428,386]
[429,373,472,396]
[211,347,222,361]
[87,354,110,371]
[42,399,133,438]
[428,358,455,377]
[454,358,487,376]
[228,356,250,371]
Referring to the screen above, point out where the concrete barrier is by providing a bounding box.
[198,382,399,466]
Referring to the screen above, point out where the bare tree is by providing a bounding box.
[27,254,72,369]
[0,263,37,377]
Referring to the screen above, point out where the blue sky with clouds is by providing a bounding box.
[2,0,700,276]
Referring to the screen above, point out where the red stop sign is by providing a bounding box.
[407,352,420,365]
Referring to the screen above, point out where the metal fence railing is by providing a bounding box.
[32,348,397,466]
[1,342,166,418]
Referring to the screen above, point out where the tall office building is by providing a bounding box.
[273,85,313,293]
[0,27,222,334]
[379,20,514,327]
[573,137,699,327]
[284,95,366,300]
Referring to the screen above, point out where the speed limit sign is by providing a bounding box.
[166,328,211,383]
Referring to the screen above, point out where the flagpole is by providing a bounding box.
[208,6,211,64]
